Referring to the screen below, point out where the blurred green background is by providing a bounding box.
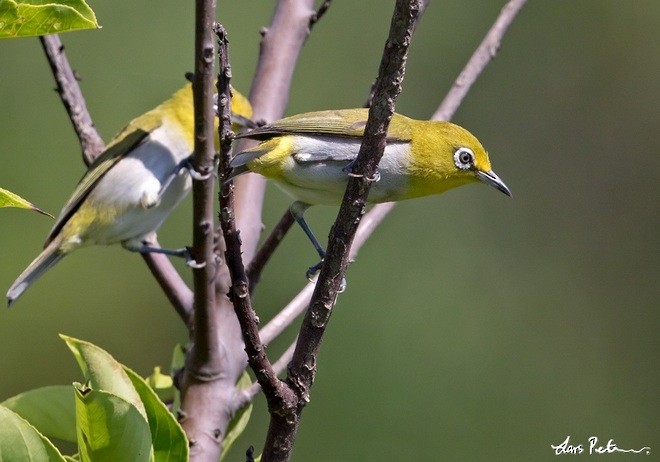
[1,1,658,460]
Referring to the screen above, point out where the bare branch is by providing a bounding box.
[178,0,223,458]
[188,0,220,370]
[253,2,428,460]
[246,210,295,290]
[309,0,332,28]
[241,338,297,404]
[433,0,528,121]
[258,201,395,346]
[288,0,424,398]
[223,0,320,296]
[260,282,315,345]
[141,243,194,324]
[39,34,105,165]
[216,25,291,414]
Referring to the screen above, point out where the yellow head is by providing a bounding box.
[404,120,510,199]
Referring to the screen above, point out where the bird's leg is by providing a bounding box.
[123,237,205,268]
[289,201,346,292]
[290,201,326,278]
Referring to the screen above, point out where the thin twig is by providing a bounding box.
[246,210,295,290]
[433,0,528,121]
[256,2,427,461]
[141,243,194,324]
[240,338,298,404]
[258,202,395,346]
[289,0,423,396]
[309,0,332,28]
[216,25,290,412]
[39,35,105,164]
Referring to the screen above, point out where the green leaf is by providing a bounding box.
[74,383,153,462]
[220,371,253,461]
[60,335,147,420]
[145,366,174,404]
[0,405,67,461]
[168,344,186,415]
[0,0,99,39]
[0,187,52,217]
[1,385,76,443]
[124,367,188,462]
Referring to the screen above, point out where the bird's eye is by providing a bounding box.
[454,147,474,170]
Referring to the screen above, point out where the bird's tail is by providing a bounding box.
[7,239,65,307]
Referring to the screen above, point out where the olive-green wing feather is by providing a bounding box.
[238,109,414,142]
[44,127,153,246]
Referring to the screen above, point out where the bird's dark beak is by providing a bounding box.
[476,170,512,197]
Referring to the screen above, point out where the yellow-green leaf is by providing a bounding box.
[0,187,53,217]
[73,384,152,462]
[125,367,188,462]
[145,366,174,403]
[0,0,99,39]
[61,335,147,420]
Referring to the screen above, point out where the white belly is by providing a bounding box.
[82,125,192,245]
[279,136,412,205]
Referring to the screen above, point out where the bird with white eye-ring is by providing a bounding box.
[228,108,512,282]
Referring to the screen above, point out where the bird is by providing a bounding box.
[229,108,510,277]
[7,83,253,306]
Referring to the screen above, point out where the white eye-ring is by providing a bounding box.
[454,147,475,170]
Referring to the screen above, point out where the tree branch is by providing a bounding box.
[309,0,332,28]
[433,0,528,121]
[216,23,293,416]
[178,0,224,458]
[240,0,335,293]
[246,210,295,290]
[288,0,424,401]
[141,242,194,325]
[255,2,427,460]
[241,338,298,404]
[188,0,219,368]
[39,35,105,165]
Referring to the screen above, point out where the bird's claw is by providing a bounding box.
[306,260,347,293]
[343,163,381,183]
[183,247,206,269]
[185,158,216,181]
[306,261,323,282]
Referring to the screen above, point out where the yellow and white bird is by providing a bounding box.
[7,83,252,306]
[230,109,510,275]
